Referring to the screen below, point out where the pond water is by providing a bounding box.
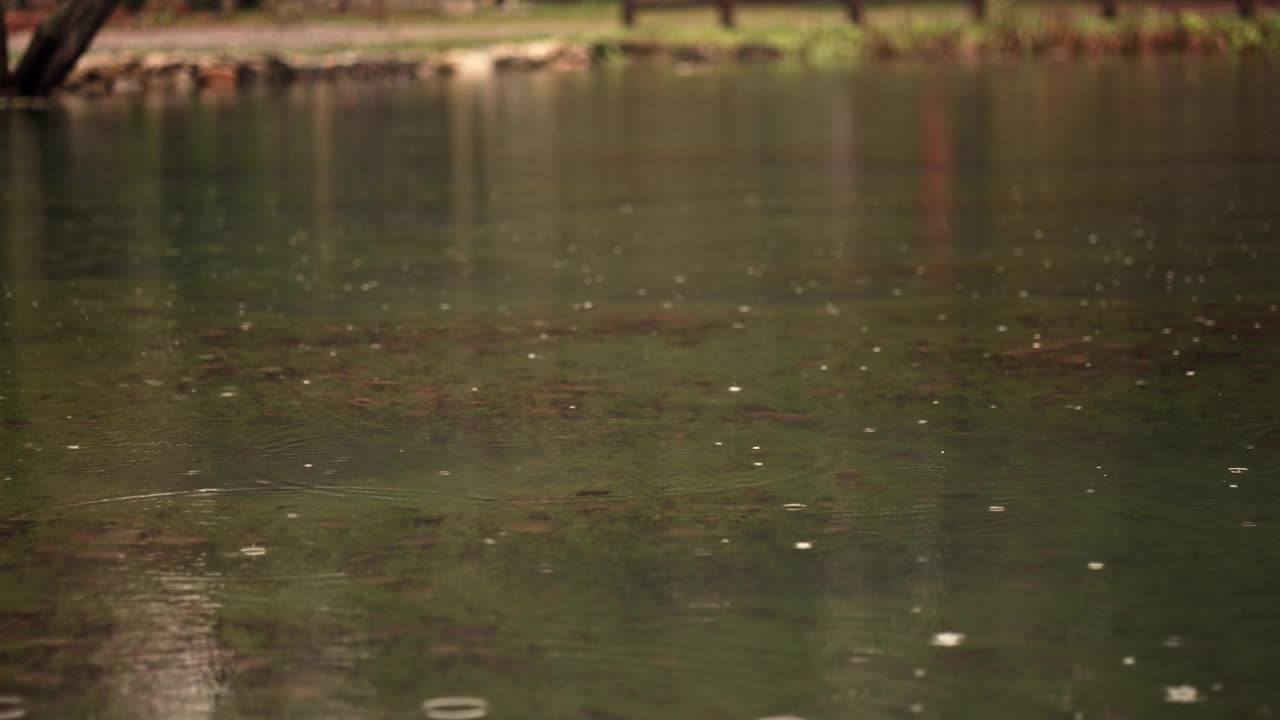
[1,59,1279,719]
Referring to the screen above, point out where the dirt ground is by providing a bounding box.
[6,16,609,56]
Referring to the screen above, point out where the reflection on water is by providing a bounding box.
[2,60,1280,719]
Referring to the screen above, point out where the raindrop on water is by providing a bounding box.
[0,695,26,720]
[1164,685,1200,704]
[930,632,966,647]
[240,546,266,557]
[422,696,489,720]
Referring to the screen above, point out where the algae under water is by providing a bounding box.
[1,60,1279,719]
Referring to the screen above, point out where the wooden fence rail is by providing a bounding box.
[621,0,1262,27]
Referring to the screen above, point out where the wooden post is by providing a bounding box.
[718,0,735,28]
[220,0,235,18]
[1237,0,1255,18]
[621,0,635,26]
[1100,0,1117,19]
[846,0,861,24]
[970,0,985,22]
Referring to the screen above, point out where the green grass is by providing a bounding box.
[103,1,1280,61]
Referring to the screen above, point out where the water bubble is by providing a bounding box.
[782,503,807,511]
[422,697,489,720]
[1163,636,1184,648]
[1087,562,1105,570]
[930,632,966,647]
[988,505,1006,513]
[66,445,81,450]
[728,386,742,393]
[794,541,813,550]
[240,545,266,557]
[1228,467,1248,474]
[1122,656,1136,666]
[1164,685,1200,704]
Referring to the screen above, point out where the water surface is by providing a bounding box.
[2,60,1279,719]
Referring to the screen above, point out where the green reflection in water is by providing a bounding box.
[1,60,1279,720]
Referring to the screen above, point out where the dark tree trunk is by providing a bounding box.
[10,0,121,97]
[221,0,236,17]
[1,0,10,90]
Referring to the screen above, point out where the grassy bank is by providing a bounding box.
[5,2,1276,99]
[604,5,1280,60]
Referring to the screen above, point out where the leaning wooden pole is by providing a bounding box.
[11,0,120,97]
